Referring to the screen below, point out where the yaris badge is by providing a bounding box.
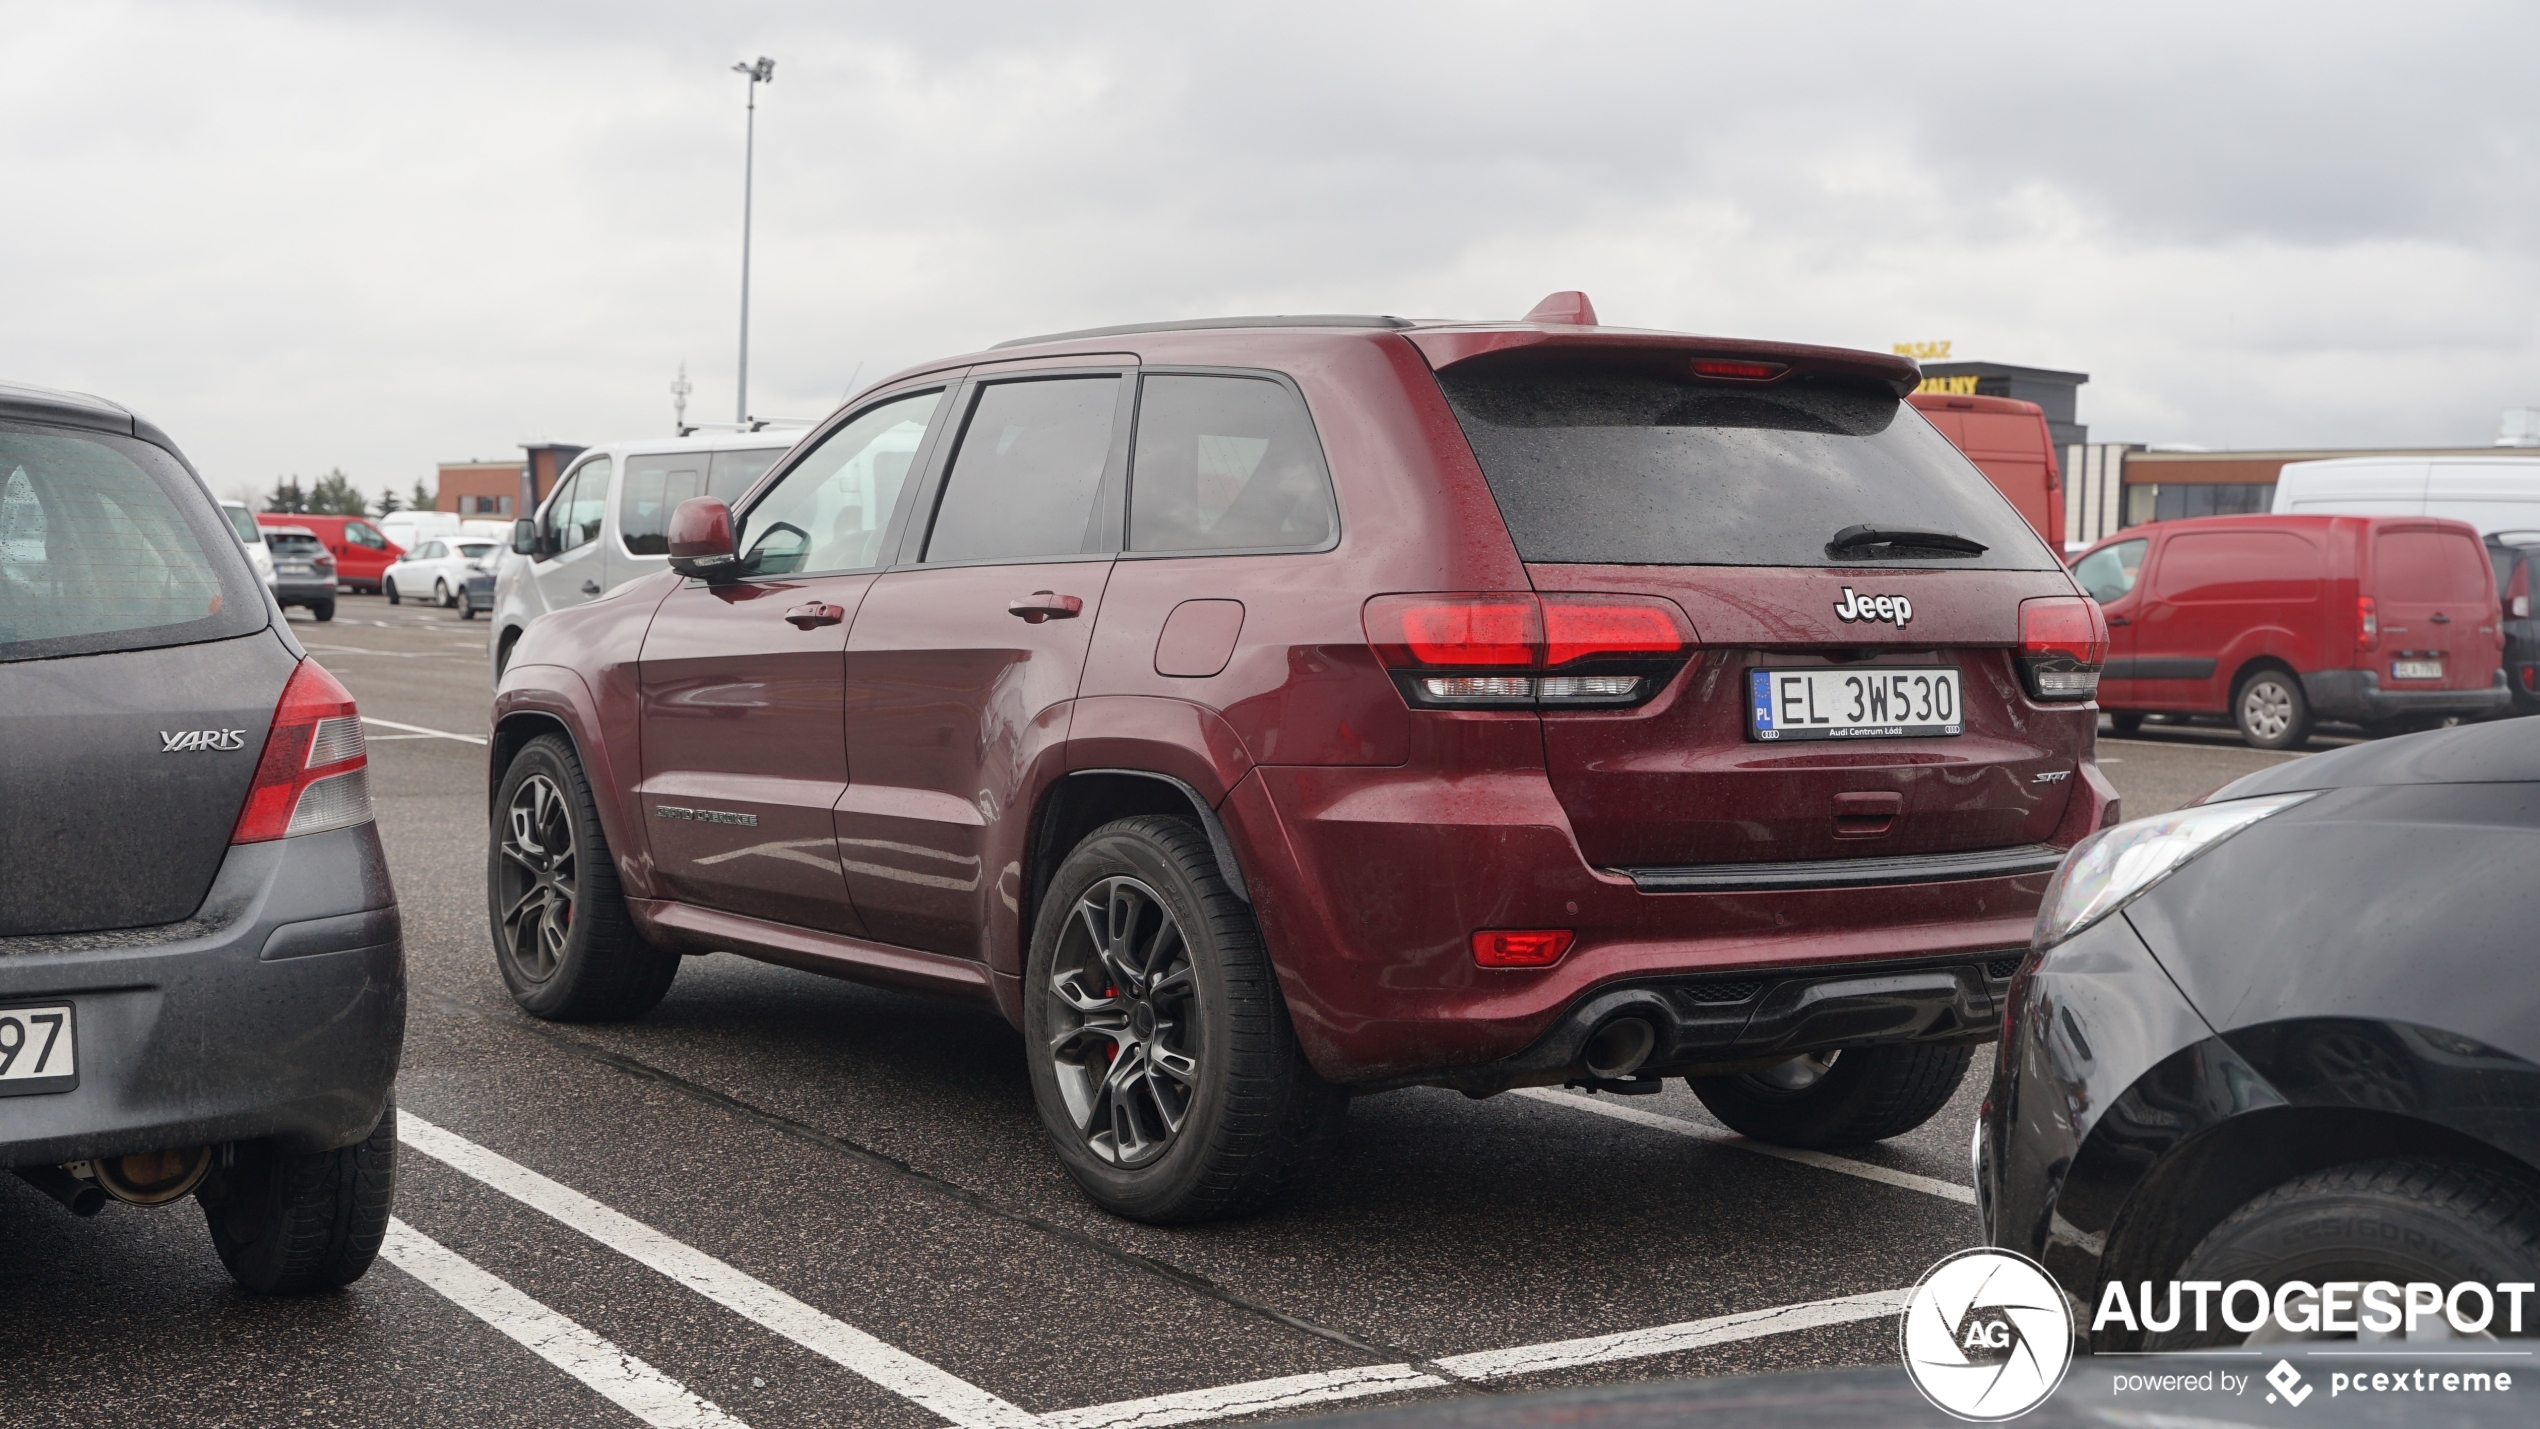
[1834,588,1912,627]
[161,729,248,752]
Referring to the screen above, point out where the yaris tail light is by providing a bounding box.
[232,659,373,843]
[2016,596,2108,701]
[1364,593,1695,709]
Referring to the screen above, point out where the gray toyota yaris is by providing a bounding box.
[0,379,403,1293]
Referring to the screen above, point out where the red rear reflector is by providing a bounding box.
[1690,359,1787,382]
[1541,598,1691,665]
[2357,596,2380,652]
[1472,929,1574,968]
[231,659,372,844]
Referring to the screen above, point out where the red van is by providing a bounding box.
[2070,513,2507,748]
[255,513,402,593]
[1910,392,2064,548]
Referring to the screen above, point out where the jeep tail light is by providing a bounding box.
[2357,596,2379,652]
[1472,929,1574,968]
[232,659,373,843]
[1364,593,1695,709]
[2016,596,2107,701]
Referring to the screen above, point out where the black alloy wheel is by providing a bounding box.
[495,770,576,983]
[1024,816,1344,1223]
[1047,875,1205,1167]
[487,733,679,1020]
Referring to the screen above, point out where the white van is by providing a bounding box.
[489,430,804,679]
[2273,455,2540,535]
[378,510,462,552]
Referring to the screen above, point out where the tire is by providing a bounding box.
[2233,667,2311,750]
[2144,1158,2540,1350]
[2108,711,2144,735]
[311,599,335,623]
[196,1099,396,1294]
[1687,1042,1973,1149]
[460,602,477,621]
[435,578,454,608]
[1023,815,1345,1223]
[384,578,400,606]
[489,732,679,1020]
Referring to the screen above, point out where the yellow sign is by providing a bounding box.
[1915,374,1981,396]
[1893,340,1953,359]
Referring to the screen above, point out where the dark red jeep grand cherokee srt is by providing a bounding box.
[487,293,2113,1222]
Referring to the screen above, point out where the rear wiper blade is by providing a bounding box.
[1827,524,1988,559]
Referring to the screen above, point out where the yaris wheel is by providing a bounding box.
[1024,815,1343,1222]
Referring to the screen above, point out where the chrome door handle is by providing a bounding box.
[1007,591,1084,624]
[785,601,846,629]
[581,580,603,596]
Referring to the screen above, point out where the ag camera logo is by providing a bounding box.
[1901,1248,2074,1421]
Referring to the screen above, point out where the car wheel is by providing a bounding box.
[489,732,679,1020]
[196,1098,395,1294]
[2142,1158,2540,1350]
[2233,668,2311,750]
[384,578,400,606]
[311,600,335,623]
[1687,1042,1973,1148]
[435,578,454,608]
[460,601,477,621]
[2108,711,2143,735]
[1024,815,1345,1223]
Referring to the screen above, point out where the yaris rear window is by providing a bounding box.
[1434,360,2057,569]
[0,422,263,662]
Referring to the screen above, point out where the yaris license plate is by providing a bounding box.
[2391,659,2443,681]
[0,1002,77,1096]
[1750,667,1963,741]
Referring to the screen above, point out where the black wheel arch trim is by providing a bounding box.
[1065,769,1249,903]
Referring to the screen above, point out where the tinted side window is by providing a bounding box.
[2153,532,2321,603]
[618,452,708,556]
[743,392,942,576]
[1,423,263,661]
[538,466,582,553]
[1129,375,1335,553]
[708,447,787,506]
[925,378,1120,564]
[553,459,609,554]
[2071,539,2146,604]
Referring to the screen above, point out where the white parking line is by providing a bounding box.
[398,1114,1036,1429]
[381,1218,747,1428]
[1040,1289,1913,1429]
[1509,1088,1977,1205]
[362,715,488,745]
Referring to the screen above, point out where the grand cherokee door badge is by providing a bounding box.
[655,804,758,827]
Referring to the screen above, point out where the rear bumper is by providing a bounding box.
[1226,753,2112,1086]
[1370,951,2022,1095]
[270,576,335,606]
[2303,667,2511,723]
[0,824,404,1168]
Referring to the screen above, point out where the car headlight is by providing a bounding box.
[2034,792,2319,948]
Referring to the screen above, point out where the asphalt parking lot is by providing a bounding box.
[0,595,2335,1427]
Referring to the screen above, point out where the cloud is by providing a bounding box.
[2,0,2534,504]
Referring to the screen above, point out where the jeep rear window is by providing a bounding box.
[0,422,263,662]
[1434,362,2056,569]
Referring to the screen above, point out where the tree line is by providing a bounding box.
[263,469,436,518]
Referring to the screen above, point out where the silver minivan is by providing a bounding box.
[488,431,801,679]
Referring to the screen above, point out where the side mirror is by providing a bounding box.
[666,498,739,580]
[511,519,538,556]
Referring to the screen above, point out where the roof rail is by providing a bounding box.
[991,314,1411,349]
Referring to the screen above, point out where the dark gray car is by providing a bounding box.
[0,379,402,1293]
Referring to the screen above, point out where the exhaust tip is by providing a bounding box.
[1582,1017,1659,1081]
[15,1165,106,1217]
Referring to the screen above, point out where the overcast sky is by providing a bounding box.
[4,1,2535,506]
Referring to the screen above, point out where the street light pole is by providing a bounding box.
[732,56,775,425]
